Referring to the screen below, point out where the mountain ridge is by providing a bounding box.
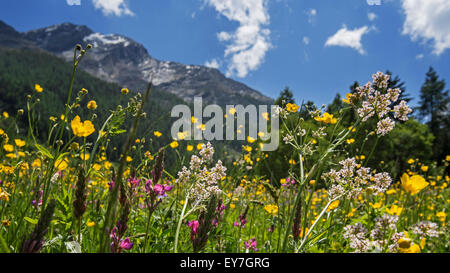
[18,21,273,106]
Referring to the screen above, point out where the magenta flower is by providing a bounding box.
[188,220,199,240]
[119,238,134,250]
[244,238,258,252]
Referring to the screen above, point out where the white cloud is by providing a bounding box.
[204,0,272,78]
[91,0,134,16]
[416,53,424,60]
[368,12,377,21]
[205,59,220,69]
[401,0,450,55]
[303,36,310,45]
[67,0,81,5]
[325,25,370,55]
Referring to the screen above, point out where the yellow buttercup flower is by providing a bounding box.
[407,158,415,164]
[54,158,69,171]
[32,159,42,168]
[126,156,133,162]
[170,140,179,149]
[87,221,95,227]
[346,138,355,144]
[436,211,447,222]
[80,153,90,161]
[386,205,403,216]
[2,112,9,119]
[87,100,97,110]
[197,143,204,150]
[35,84,43,93]
[197,124,206,131]
[154,131,162,138]
[121,88,129,94]
[342,93,354,104]
[177,131,188,140]
[327,200,340,212]
[187,145,194,152]
[401,173,429,195]
[421,165,429,172]
[264,204,279,216]
[262,112,269,121]
[286,103,299,113]
[315,112,337,124]
[71,116,95,138]
[191,116,198,123]
[446,155,450,161]
[247,136,256,143]
[229,108,236,115]
[3,144,14,152]
[14,139,26,148]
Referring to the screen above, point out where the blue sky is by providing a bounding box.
[1,0,450,107]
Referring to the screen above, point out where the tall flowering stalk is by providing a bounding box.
[21,199,56,253]
[73,168,87,243]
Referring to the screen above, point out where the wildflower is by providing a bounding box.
[21,199,56,253]
[397,237,421,253]
[446,155,450,161]
[327,200,340,212]
[2,112,8,119]
[0,188,10,202]
[411,221,439,239]
[401,173,429,195]
[71,116,95,137]
[54,158,69,171]
[197,124,206,131]
[177,131,188,140]
[247,136,256,143]
[421,166,429,172]
[197,143,204,150]
[187,145,194,152]
[346,138,355,144]
[73,169,87,219]
[436,212,446,222]
[121,88,129,94]
[408,158,415,164]
[32,159,42,168]
[119,238,133,250]
[315,112,337,124]
[343,223,369,253]
[1,219,10,226]
[191,116,198,123]
[87,221,95,227]
[386,205,403,216]
[3,144,14,152]
[286,103,299,113]
[264,204,278,216]
[262,112,269,121]
[80,153,90,161]
[376,117,395,136]
[14,139,26,148]
[188,220,199,241]
[342,93,355,104]
[87,100,97,110]
[154,131,162,137]
[170,140,179,149]
[35,84,43,93]
[229,108,236,115]
[244,238,259,252]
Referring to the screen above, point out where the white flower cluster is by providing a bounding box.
[343,223,370,253]
[175,142,226,202]
[411,221,439,239]
[352,72,412,136]
[323,157,392,200]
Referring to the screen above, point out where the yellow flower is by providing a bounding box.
[446,155,450,161]
[286,103,299,113]
[229,203,235,209]
[170,140,179,149]
[264,204,279,216]
[398,238,421,253]
[436,211,447,222]
[32,159,42,168]
[154,131,162,138]
[87,221,95,227]
[35,84,43,93]
[243,145,252,152]
[87,100,97,110]
[342,93,354,104]
[327,200,340,212]
[229,108,236,115]
[54,158,69,171]
[187,145,194,152]
[309,180,316,186]
[14,139,26,148]
[421,165,429,172]
[80,153,90,161]
[386,205,403,216]
[262,112,269,121]
[247,136,256,143]
[197,143,204,150]
[71,116,95,137]
[401,173,429,195]
[3,144,14,152]
[407,158,415,164]
[5,153,16,159]
[197,124,206,131]
[369,201,382,209]
[258,132,265,138]
[177,131,188,140]
[346,138,355,144]
[386,188,397,195]
[126,156,133,162]
[121,88,129,94]
[2,112,9,119]
[191,116,198,123]
[315,112,337,124]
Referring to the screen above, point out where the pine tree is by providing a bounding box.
[417,67,450,162]
[274,87,295,106]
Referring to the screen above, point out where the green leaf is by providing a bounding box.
[24,217,38,225]
[35,144,54,159]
